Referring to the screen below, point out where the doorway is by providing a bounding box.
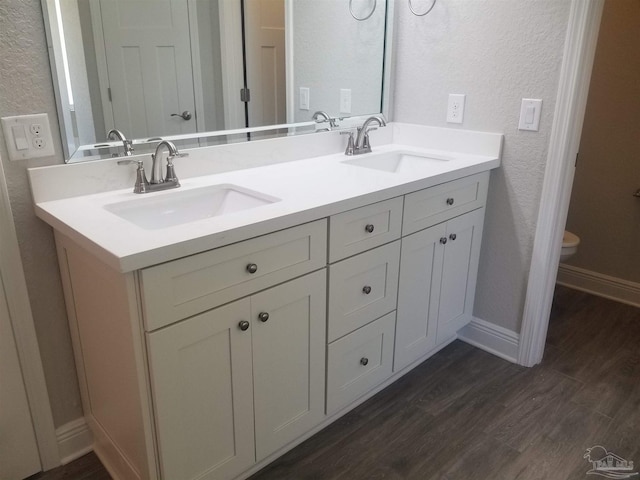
[557,0,640,304]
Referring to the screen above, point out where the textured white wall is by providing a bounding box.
[0,0,82,426]
[565,0,640,282]
[292,0,385,121]
[393,0,571,332]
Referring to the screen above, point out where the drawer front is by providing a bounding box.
[141,219,327,331]
[328,241,400,342]
[403,172,489,236]
[329,196,403,262]
[326,312,396,415]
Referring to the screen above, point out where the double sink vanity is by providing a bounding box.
[29,122,502,480]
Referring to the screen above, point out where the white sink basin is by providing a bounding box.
[342,151,452,173]
[105,184,280,230]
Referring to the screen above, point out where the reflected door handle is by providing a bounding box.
[171,111,192,121]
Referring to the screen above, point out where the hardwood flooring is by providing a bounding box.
[31,286,640,480]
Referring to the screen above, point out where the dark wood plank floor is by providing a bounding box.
[31,286,640,480]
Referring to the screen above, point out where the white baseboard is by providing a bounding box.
[458,317,520,363]
[557,264,640,308]
[55,417,93,465]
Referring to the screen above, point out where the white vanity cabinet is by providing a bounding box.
[147,270,326,480]
[53,170,491,480]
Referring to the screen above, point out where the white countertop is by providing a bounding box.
[30,124,502,272]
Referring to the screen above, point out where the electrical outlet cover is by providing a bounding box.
[1,113,55,160]
[446,94,466,124]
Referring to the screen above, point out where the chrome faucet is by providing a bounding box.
[118,140,188,194]
[151,140,187,184]
[312,111,338,129]
[342,115,387,156]
[107,129,134,156]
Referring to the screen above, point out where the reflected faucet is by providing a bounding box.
[312,111,337,129]
[343,116,387,156]
[107,129,134,156]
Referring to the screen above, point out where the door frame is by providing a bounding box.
[518,0,605,366]
[218,0,246,130]
[0,156,59,470]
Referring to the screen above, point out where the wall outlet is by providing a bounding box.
[299,87,310,111]
[446,94,466,124]
[30,123,42,136]
[1,113,55,160]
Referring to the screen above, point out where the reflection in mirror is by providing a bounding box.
[43,0,391,162]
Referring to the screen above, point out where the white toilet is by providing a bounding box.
[560,230,580,262]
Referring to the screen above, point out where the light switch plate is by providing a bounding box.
[340,89,352,114]
[1,113,55,160]
[299,87,310,111]
[518,98,542,131]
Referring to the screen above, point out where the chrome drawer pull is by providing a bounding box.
[362,285,372,295]
[364,224,375,233]
[246,263,258,274]
[446,197,455,206]
[440,237,447,245]
[238,320,250,331]
[360,357,369,366]
[258,312,270,322]
[449,233,457,241]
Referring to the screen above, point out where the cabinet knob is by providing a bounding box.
[360,357,369,366]
[440,237,448,245]
[238,320,250,331]
[246,263,258,274]
[362,285,372,295]
[258,312,270,322]
[449,233,457,241]
[364,224,375,233]
[446,197,455,206]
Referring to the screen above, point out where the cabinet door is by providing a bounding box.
[251,270,327,461]
[394,223,446,372]
[147,300,255,480]
[437,208,485,343]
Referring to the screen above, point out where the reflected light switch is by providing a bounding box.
[518,98,542,131]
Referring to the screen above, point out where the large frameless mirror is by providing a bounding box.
[42,0,393,163]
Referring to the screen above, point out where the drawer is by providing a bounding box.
[328,241,400,342]
[403,172,489,236]
[140,219,327,331]
[326,312,396,415]
[329,196,403,262]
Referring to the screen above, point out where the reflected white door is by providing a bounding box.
[0,272,41,480]
[244,0,286,127]
[97,0,198,138]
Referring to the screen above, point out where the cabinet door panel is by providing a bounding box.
[329,197,403,262]
[437,209,485,343]
[328,241,400,341]
[327,312,396,415]
[147,300,255,480]
[252,270,326,461]
[403,172,489,236]
[394,224,446,372]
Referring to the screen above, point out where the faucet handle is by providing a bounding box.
[164,152,187,184]
[118,159,149,193]
[340,130,356,156]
